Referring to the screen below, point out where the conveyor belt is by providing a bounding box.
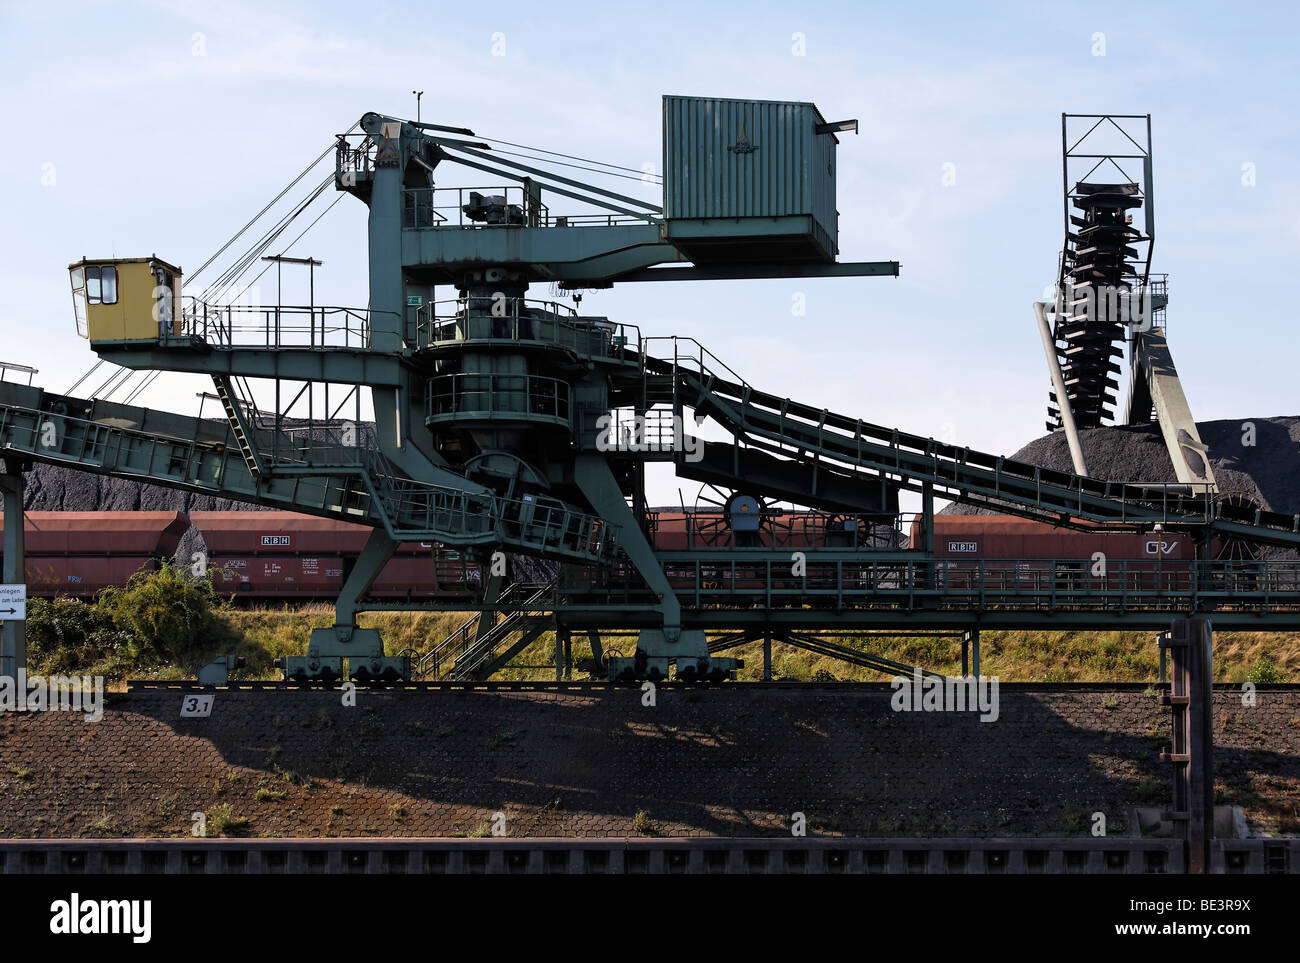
[640,342,1300,549]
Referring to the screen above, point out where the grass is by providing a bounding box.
[488,626,1300,683]
[205,802,248,837]
[30,597,1300,684]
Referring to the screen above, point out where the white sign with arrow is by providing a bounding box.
[0,584,26,620]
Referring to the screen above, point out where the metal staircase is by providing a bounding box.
[417,580,556,679]
[211,374,264,476]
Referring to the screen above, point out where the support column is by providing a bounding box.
[1159,617,1214,875]
[1,462,26,681]
[920,482,936,598]
[574,454,680,638]
[474,571,507,645]
[762,636,772,682]
[335,526,398,628]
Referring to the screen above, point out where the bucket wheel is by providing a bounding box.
[1214,490,1265,561]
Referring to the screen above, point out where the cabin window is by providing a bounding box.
[85,265,118,305]
[69,267,87,337]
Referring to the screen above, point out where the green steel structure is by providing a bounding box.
[3,96,1300,684]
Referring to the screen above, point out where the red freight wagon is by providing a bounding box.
[0,511,189,556]
[192,511,480,601]
[209,555,348,597]
[190,512,435,556]
[1,511,189,597]
[916,514,1196,595]
[924,515,1193,561]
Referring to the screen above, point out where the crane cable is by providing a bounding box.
[188,125,356,285]
[476,135,663,181]
[65,132,353,400]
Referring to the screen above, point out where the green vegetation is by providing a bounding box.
[21,569,1300,684]
[205,802,248,837]
[1247,655,1285,684]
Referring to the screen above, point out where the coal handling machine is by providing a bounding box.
[3,96,1300,686]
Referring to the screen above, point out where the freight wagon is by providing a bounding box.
[189,512,481,601]
[0,511,188,596]
[917,514,1198,595]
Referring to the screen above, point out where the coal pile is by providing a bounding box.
[22,462,266,514]
[943,416,1300,559]
[945,416,1300,515]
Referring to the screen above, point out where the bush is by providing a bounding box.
[96,563,233,672]
[25,596,131,676]
[1247,656,1285,684]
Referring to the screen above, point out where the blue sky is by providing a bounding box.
[1,0,1297,505]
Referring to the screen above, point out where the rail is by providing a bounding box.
[634,555,1300,614]
[403,186,545,229]
[0,362,37,385]
[413,296,638,361]
[180,298,382,350]
[425,373,571,427]
[402,186,648,230]
[645,506,906,550]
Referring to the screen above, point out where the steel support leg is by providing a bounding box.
[335,526,398,628]
[286,526,401,681]
[475,572,506,645]
[574,454,681,638]
[1159,617,1214,874]
[762,636,772,681]
[0,465,25,681]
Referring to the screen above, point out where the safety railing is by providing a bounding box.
[0,362,37,385]
[368,468,616,562]
[635,556,1300,613]
[259,424,367,469]
[335,134,373,182]
[416,580,555,679]
[402,187,649,230]
[648,335,1221,528]
[180,299,380,350]
[413,297,637,361]
[425,373,572,427]
[403,186,546,229]
[645,507,906,551]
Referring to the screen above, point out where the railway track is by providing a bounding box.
[125,679,1300,693]
[1,836,1294,875]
